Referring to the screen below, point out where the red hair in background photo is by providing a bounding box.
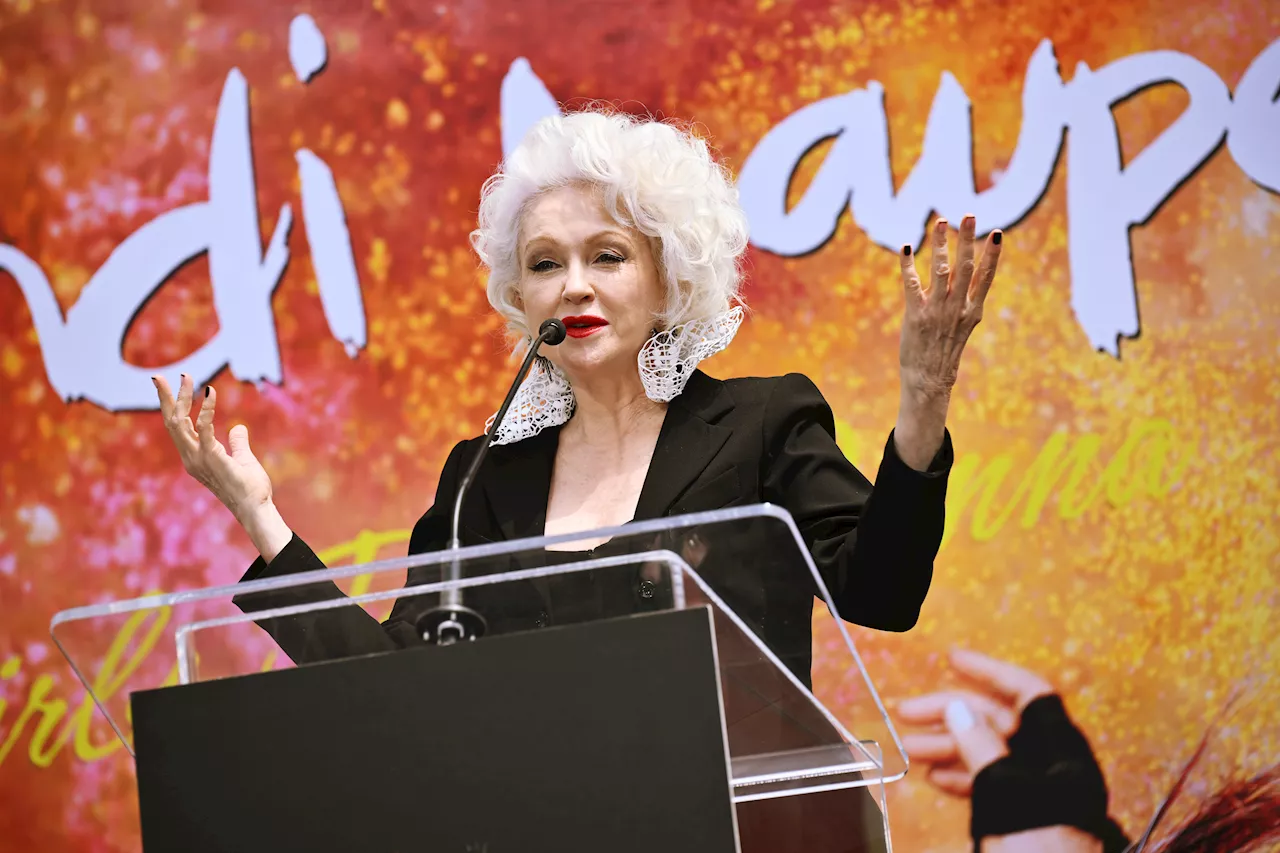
[1153,764,1280,853]
[1134,688,1280,853]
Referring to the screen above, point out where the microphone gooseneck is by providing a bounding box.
[416,318,567,646]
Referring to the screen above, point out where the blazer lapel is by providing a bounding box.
[632,370,735,522]
[481,426,558,543]
[477,369,735,536]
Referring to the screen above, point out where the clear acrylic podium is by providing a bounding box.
[51,504,908,852]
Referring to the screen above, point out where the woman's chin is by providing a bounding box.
[551,346,640,383]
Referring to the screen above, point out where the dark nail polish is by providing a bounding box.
[993,231,1003,245]
[204,386,211,398]
[902,245,911,256]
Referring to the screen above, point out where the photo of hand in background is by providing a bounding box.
[898,648,1130,853]
[895,649,1280,853]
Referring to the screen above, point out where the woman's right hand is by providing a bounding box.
[154,374,292,561]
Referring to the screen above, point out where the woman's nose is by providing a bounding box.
[561,262,593,301]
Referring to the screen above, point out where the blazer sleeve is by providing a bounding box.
[231,439,470,664]
[760,373,952,631]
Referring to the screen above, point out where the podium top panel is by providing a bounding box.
[50,504,909,797]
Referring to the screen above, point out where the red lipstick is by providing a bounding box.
[561,315,608,339]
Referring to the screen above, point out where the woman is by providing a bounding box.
[154,110,1002,852]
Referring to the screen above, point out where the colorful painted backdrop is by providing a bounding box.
[1,0,1277,850]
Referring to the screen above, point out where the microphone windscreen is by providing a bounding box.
[540,318,567,345]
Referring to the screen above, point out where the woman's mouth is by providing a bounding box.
[561,315,608,339]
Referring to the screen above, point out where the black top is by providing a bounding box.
[235,370,953,684]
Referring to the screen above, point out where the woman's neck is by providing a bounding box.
[562,371,666,447]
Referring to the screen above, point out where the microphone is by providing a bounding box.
[416,318,567,645]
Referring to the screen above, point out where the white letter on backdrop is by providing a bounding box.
[1064,51,1231,355]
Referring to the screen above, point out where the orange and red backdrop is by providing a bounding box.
[1,0,1277,850]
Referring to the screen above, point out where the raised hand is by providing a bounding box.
[153,374,292,561]
[893,215,1002,470]
[899,215,1001,395]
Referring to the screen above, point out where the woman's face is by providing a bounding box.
[516,184,664,384]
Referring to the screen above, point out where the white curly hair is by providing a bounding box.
[471,109,750,350]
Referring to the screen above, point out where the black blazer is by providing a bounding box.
[237,369,952,684]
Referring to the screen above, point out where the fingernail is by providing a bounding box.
[945,699,976,733]
[993,231,1003,245]
[902,245,911,256]
[204,386,211,398]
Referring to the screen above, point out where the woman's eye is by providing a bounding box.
[530,259,557,272]
[597,252,625,264]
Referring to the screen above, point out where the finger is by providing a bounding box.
[968,231,1002,308]
[896,690,1017,734]
[945,699,1008,773]
[949,648,1053,711]
[902,732,959,763]
[930,218,950,297]
[927,766,974,797]
[196,385,217,452]
[900,245,924,308]
[955,214,976,295]
[153,375,176,420]
[158,375,198,448]
[174,373,195,422]
[228,423,253,461]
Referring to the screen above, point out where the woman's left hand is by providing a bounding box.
[893,215,1002,470]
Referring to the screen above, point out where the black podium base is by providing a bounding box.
[131,607,739,853]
